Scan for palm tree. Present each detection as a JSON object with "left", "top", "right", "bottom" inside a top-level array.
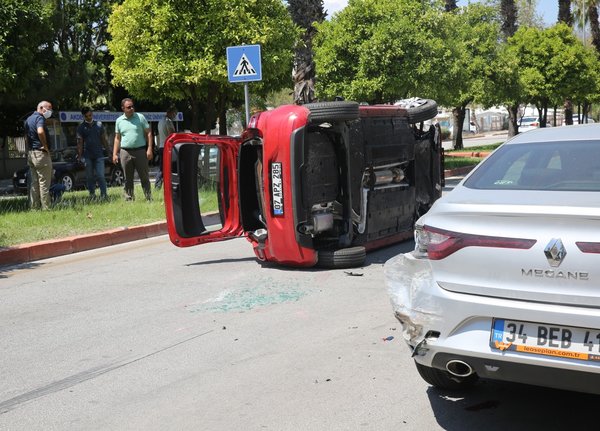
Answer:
[
  {"left": 559, "top": 0, "right": 574, "bottom": 125},
  {"left": 501, "top": 0, "right": 518, "bottom": 37},
  {"left": 571, "top": 0, "right": 599, "bottom": 123},
  {"left": 287, "top": 0, "right": 326, "bottom": 105},
  {"left": 445, "top": 0, "right": 457, "bottom": 12},
  {"left": 588, "top": 3, "right": 600, "bottom": 52},
  {"left": 558, "top": 0, "right": 573, "bottom": 25},
  {"left": 501, "top": 0, "right": 520, "bottom": 136}
]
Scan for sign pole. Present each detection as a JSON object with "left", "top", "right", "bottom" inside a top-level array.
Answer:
[{"left": 244, "top": 83, "right": 250, "bottom": 125}]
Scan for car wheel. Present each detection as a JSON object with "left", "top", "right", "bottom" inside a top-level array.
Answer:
[
  {"left": 111, "top": 167, "right": 124, "bottom": 186},
  {"left": 414, "top": 361, "right": 478, "bottom": 390},
  {"left": 59, "top": 173, "right": 75, "bottom": 192},
  {"left": 395, "top": 98, "right": 438, "bottom": 124},
  {"left": 304, "top": 101, "right": 360, "bottom": 123},
  {"left": 317, "top": 246, "right": 366, "bottom": 269}
]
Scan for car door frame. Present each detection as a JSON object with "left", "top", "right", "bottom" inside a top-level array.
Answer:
[{"left": 163, "top": 132, "right": 243, "bottom": 247}]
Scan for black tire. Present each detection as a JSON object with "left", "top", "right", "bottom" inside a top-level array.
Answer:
[
  {"left": 59, "top": 173, "right": 75, "bottom": 192},
  {"left": 395, "top": 98, "right": 438, "bottom": 124},
  {"left": 111, "top": 167, "right": 124, "bottom": 187},
  {"left": 414, "top": 361, "right": 478, "bottom": 390},
  {"left": 317, "top": 246, "right": 366, "bottom": 269},
  {"left": 304, "top": 101, "right": 360, "bottom": 123}
]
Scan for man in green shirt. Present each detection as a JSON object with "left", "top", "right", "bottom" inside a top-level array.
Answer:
[{"left": 113, "top": 98, "right": 153, "bottom": 200}]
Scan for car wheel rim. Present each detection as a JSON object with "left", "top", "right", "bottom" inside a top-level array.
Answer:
[
  {"left": 63, "top": 176, "right": 73, "bottom": 191},
  {"left": 113, "top": 170, "right": 124, "bottom": 186}
]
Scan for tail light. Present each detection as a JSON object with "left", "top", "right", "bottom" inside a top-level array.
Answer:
[
  {"left": 576, "top": 242, "right": 600, "bottom": 254},
  {"left": 414, "top": 225, "right": 536, "bottom": 260}
]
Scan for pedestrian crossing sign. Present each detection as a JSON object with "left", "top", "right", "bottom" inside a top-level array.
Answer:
[{"left": 227, "top": 45, "right": 262, "bottom": 83}]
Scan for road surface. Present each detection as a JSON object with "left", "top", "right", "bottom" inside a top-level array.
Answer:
[{"left": 1, "top": 234, "right": 599, "bottom": 430}]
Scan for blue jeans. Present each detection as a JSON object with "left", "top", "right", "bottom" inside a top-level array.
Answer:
[{"left": 85, "top": 157, "right": 107, "bottom": 197}]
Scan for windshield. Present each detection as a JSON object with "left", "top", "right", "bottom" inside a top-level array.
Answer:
[{"left": 464, "top": 140, "right": 600, "bottom": 191}]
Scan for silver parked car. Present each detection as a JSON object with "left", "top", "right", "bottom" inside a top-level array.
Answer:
[{"left": 385, "top": 124, "right": 600, "bottom": 394}]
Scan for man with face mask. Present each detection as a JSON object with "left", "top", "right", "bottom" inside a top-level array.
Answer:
[
  {"left": 24, "top": 100, "right": 53, "bottom": 210},
  {"left": 77, "top": 107, "right": 110, "bottom": 199}
]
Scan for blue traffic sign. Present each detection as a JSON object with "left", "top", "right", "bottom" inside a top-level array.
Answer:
[{"left": 226, "top": 45, "right": 262, "bottom": 83}]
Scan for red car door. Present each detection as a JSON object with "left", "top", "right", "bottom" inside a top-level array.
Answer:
[{"left": 163, "top": 133, "right": 243, "bottom": 247}]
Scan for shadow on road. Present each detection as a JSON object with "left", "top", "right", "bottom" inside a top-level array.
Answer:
[{"left": 427, "top": 378, "right": 600, "bottom": 430}]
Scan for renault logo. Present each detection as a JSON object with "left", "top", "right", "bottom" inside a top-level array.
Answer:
[{"left": 544, "top": 238, "right": 567, "bottom": 267}]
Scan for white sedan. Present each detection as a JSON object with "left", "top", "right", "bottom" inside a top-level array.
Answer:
[{"left": 385, "top": 124, "right": 600, "bottom": 394}]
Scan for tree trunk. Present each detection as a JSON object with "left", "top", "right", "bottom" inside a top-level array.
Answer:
[
  {"left": 217, "top": 93, "right": 228, "bottom": 135},
  {"left": 203, "top": 86, "right": 218, "bottom": 135},
  {"left": 452, "top": 106, "right": 465, "bottom": 150},
  {"left": 189, "top": 92, "right": 201, "bottom": 133},
  {"left": 558, "top": 0, "right": 572, "bottom": 26},
  {"left": 583, "top": 100, "right": 591, "bottom": 122},
  {"left": 288, "top": 0, "right": 325, "bottom": 105},
  {"left": 507, "top": 104, "right": 518, "bottom": 137},
  {"left": 537, "top": 103, "right": 548, "bottom": 127},
  {"left": 500, "top": 0, "right": 518, "bottom": 38},
  {"left": 588, "top": 5, "right": 600, "bottom": 53},
  {"left": 564, "top": 99, "right": 573, "bottom": 125},
  {"left": 445, "top": 0, "right": 457, "bottom": 12}
]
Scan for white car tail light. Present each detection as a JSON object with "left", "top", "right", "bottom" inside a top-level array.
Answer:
[
  {"left": 576, "top": 242, "right": 600, "bottom": 254},
  {"left": 414, "top": 225, "right": 536, "bottom": 260}
]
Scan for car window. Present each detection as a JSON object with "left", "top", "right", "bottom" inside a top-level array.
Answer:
[{"left": 465, "top": 140, "right": 600, "bottom": 191}]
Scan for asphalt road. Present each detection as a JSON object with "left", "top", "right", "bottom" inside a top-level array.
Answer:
[{"left": 1, "top": 233, "right": 599, "bottom": 430}]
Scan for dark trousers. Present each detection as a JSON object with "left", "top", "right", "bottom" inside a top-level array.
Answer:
[{"left": 120, "top": 147, "right": 151, "bottom": 200}]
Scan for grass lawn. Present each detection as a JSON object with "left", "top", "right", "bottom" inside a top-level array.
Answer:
[
  {"left": 444, "top": 143, "right": 502, "bottom": 170},
  {"left": 0, "top": 184, "right": 218, "bottom": 248}
]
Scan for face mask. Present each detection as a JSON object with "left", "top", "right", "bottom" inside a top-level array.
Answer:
[{"left": 43, "top": 109, "right": 52, "bottom": 119}]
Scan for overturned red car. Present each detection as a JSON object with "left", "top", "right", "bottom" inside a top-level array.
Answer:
[{"left": 163, "top": 99, "right": 443, "bottom": 268}]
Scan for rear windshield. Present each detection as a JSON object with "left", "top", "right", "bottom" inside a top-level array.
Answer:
[{"left": 464, "top": 140, "right": 600, "bottom": 191}]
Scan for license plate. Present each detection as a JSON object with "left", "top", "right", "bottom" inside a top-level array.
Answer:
[
  {"left": 18, "top": 179, "right": 26, "bottom": 185},
  {"left": 491, "top": 318, "right": 600, "bottom": 362},
  {"left": 271, "top": 162, "right": 283, "bottom": 216}
]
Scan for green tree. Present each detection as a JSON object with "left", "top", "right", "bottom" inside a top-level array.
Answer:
[
  {"left": 479, "top": 42, "right": 522, "bottom": 136},
  {"left": 0, "top": 0, "right": 53, "bottom": 134},
  {"left": 508, "top": 24, "right": 600, "bottom": 127},
  {"left": 107, "top": 0, "right": 299, "bottom": 133},
  {"left": 313, "top": 0, "right": 445, "bottom": 103},
  {"left": 432, "top": 3, "right": 501, "bottom": 149},
  {"left": 48, "top": 0, "right": 118, "bottom": 109}
]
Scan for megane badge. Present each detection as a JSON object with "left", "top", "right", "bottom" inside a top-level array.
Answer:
[{"left": 544, "top": 238, "right": 566, "bottom": 267}]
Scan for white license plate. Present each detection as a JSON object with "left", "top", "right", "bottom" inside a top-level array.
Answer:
[
  {"left": 271, "top": 162, "right": 283, "bottom": 215},
  {"left": 18, "top": 179, "right": 26, "bottom": 185},
  {"left": 491, "top": 318, "right": 600, "bottom": 362}
]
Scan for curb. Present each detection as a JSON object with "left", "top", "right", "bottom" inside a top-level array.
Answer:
[
  {"left": 444, "top": 165, "right": 476, "bottom": 178},
  {"left": 0, "top": 221, "right": 168, "bottom": 267},
  {"left": 444, "top": 151, "right": 490, "bottom": 158}
]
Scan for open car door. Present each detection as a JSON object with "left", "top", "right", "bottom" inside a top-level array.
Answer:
[{"left": 163, "top": 133, "right": 243, "bottom": 247}]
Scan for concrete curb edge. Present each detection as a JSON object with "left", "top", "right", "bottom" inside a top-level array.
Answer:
[{"left": 0, "top": 221, "right": 168, "bottom": 267}]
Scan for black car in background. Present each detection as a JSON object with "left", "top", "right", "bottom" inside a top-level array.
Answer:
[{"left": 12, "top": 146, "right": 124, "bottom": 194}]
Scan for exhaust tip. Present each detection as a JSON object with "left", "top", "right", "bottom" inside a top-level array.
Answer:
[{"left": 446, "top": 360, "right": 474, "bottom": 377}]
